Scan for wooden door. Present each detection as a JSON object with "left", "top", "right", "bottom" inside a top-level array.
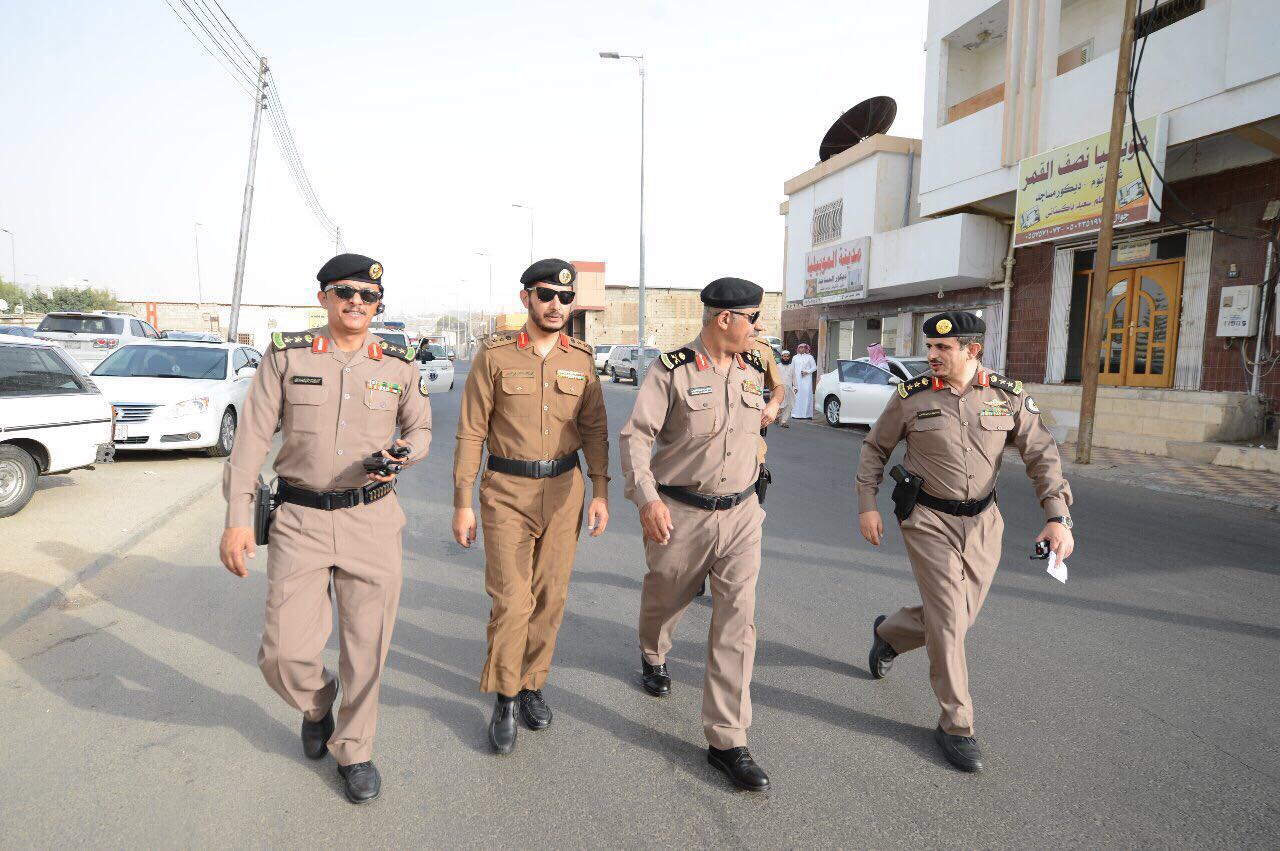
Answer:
[{"left": 1083, "top": 260, "right": 1183, "bottom": 388}]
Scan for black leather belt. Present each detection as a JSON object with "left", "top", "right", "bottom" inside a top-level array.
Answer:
[
  {"left": 487, "top": 452, "right": 579, "bottom": 479},
  {"left": 658, "top": 483, "right": 757, "bottom": 511},
  {"left": 276, "top": 478, "right": 395, "bottom": 511},
  {"left": 916, "top": 488, "right": 996, "bottom": 517}
]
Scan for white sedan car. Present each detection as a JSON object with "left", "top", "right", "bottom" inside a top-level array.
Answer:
[
  {"left": 0, "top": 336, "right": 115, "bottom": 516},
  {"left": 416, "top": 343, "right": 455, "bottom": 392},
  {"left": 815, "top": 355, "right": 931, "bottom": 426},
  {"left": 90, "top": 341, "right": 261, "bottom": 456}
]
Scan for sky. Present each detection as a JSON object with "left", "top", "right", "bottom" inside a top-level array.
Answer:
[{"left": 0, "top": 0, "right": 927, "bottom": 317}]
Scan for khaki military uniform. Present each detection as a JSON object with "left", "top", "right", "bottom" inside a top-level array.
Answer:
[
  {"left": 749, "top": 339, "right": 784, "bottom": 464},
  {"left": 224, "top": 327, "right": 432, "bottom": 765},
  {"left": 856, "top": 368, "right": 1070, "bottom": 736},
  {"left": 620, "top": 336, "right": 768, "bottom": 750},
  {"left": 454, "top": 329, "right": 609, "bottom": 696}
]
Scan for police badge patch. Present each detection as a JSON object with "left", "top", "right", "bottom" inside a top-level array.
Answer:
[
  {"left": 1025, "top": 396, "right": 1040, "bottom": 415},
  {"left": 419, "top": 376, "right": 430, "bottom": 397}
]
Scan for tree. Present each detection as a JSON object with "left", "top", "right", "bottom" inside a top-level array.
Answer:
[
  {"left": 25, "top": 285, "right": 119, "bottom": 314},
  {"left": 435, "top": 315, "right": 463, "bottom": 331},
  {"left": 0, "top": 277, "right": 23, "bottom": 311}
]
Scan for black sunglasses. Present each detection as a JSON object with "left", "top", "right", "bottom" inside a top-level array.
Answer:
[
  {"left": 324, "top": 284, "right": 382, "bottom": 304},
  {"left": 727, "top": 309, "right": 761, "bottom": 324},
  {"left": 532, "top": 286, "right": 576, "bottom": 305}
]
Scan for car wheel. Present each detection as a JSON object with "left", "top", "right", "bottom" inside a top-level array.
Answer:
[
  {"left": 449, "top": 379, "right": 455, "bottom": 391},
  {"left": 611, "top": 367, "right": 619, "bottom": 383},
  {"left": 0, "top": 444, "right": 39, "bottom": 518},
  {"left": 630, "top": 368, "right": 637, "bottom": 384},
  {"left": 824, "top": 396, "right": 842, "bottom": 427},
  {"left": 206, "top": 408, "right": 237, "bottom": 457}
]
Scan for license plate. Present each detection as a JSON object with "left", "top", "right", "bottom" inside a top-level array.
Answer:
[{"left": 113, "top": 424, "right": 128, "bottom": 440}]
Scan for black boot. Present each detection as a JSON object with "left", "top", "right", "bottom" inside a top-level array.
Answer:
[
  {"left": 301, "top": 706, "right": 335, "bottom": 760},
  {"left": 640, "top": 659, "right": 671, "bottom": 697},
  {"left": 934, "top": 726, "right": 985, "bottom": 773},
  {"left": 868, "top": 614, "right": 898, "bottom": 680},
  {"left": 517, "top": 688, "right": 553, "bottom": 730},
  {"left": 488, "top": 694, "right": 518, "bottom": 754},
  {"left": 336, "top": 761, "right": 381, "bottom": 804},
  {"left": 707, "top": 746, "right": 770, "bottom": 792}
]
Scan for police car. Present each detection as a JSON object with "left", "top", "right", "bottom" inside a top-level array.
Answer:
[{"left": 416, "top": 343, "right": 455, "bottom": 392}]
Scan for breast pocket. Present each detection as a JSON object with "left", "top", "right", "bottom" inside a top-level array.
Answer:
[
  {"left": 979, "top": 414, "right": 1015, "bottom": 446},
  {"left": 739, "top": 389, "right": 765, "bottom": 427},
  {"left": 681, "top": 392, "right": 716, "bottom": 435},
  {"left": 284, "top": 384, "right": 327, "bottom": 434},
  {"left": 364, "top": 388, "right": 397, "bottom": 415},
  {"left": 907, "top": 414, "right": 948, "bottom": 449},
  {"left": 498, "top": 370, "right": 535, "bottom": 419},
  {"left": 553, "top": 374, "right": 585, "bottom": 420}
]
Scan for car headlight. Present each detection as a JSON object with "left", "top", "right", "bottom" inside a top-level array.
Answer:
[{"left": 164, "top": 397, "right": 210, "bottom": 417}]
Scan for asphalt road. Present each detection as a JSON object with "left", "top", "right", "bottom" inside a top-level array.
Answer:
[{"left": 2, "top": 359, "right": 1278, "bottom": 847}]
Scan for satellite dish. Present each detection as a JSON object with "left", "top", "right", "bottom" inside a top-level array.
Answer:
[{"left": 819, "top": 96, "right": 897, "bottom": 162}]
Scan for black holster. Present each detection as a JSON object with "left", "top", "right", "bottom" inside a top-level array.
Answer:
[
  {"left": 755, "top": 464, "right": 772, "bottom": 505},
  {"left": 888, "top": 464, "right": 923, "bottom": 523},
  {"left": 254, "top": 476, "right": 277, "bottom": 546}
]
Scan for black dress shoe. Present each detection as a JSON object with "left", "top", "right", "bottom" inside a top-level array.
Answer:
[
  {"left": 707, "top": 746, "right": 770, "bottom": 792},
  {"left": 301, "top": 705, "right": 335, "bottom": 760},
  {"left": 869, "top": 614, "right": 898, "bottom": 680},
  {"left": 934, "top": 726, "right": 984, "bottom": 773},
  {"left": 337, "top": 761, "right": 381, "bottom": 804},
  {"left": 640, "top": 659, "right": 671, "bottom": 697},
  {"left": 517, "top": 688, "right": 553, "bottom": 730},
  {"left": 489, "top": 695, "right": 518, "bottom": 754}
]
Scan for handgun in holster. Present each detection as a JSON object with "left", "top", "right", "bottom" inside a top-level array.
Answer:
[
  {"left": 888, "top": 464, "right": 923, "bottom": 523},
  {"left": 254, "top": 475, "right": 277, "bottom": 547},
  {"left": 755, "top": 464, "right": 772, "bottom": 505}
]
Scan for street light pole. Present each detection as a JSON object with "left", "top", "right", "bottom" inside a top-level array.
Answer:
[
  {"left": 511, "top": 204, "right": 534, "bottom": 264},
  {"left": 475, "top": 251, "right": 493, "bottom": 335},
  {"left": 0, "top": 228, "right": 15, "bottom": 289},
  {"left": 228, "top": 56, "right": 269, "bottom": 343},
  {"left": 600, "top": 51, "right": 647, "bottom": 373},
  {"left": 193, "top": 222, "right": 205, "bottom": 306}
]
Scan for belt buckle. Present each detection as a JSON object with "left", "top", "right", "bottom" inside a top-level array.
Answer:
[
  {"left": 319, "top": 491, "right": 337, "bottom": 511},
  {"left": 713, "top": 494, "right": 732, "bottom": 511},
  {"left": 536, "top": 459, "right": 554, "bottom": 478}
]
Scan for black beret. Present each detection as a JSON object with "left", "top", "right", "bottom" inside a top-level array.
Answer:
[
  {"left": 316, "top": 253, "right": 384, "bottom": 287},
  {"left": 701, "top": 277, "right": 764, "bottom": 309},
  {"left": 922, "top": 311, "right": 985, "bottom": 338},
  {"left": 520, "top": 258, "right": 576, "bottom": 288}
]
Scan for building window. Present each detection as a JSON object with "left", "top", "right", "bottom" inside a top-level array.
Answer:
[
  {"left": 1135, "top": 0, "right": 1203, "bottom": 39},
  {"left": 237, "top": 333, "right": 252, "bottom": 345},
  {"left": 811, "top": 200, "right": 843, "bottom": 246}
]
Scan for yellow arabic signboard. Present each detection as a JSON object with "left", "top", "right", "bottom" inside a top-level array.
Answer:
[{"left": 1014, "top": 115, "right": 1166, "bottom": 247}]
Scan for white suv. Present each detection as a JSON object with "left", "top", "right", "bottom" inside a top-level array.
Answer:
[
  {"left": 0, "top": 336, "right": 114, "bottom": 516},
  {"left": 35, "top": 311, "right": 161, "bottom": 370}
]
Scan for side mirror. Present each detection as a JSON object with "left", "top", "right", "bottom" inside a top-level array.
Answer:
[
  {"left": 236, "top": 365, "right": 257, "bottom": 378},
  {"left": 889, "top": 375, "right": 902, "bottom": 384}
]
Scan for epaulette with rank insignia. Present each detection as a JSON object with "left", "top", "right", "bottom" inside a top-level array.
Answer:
[
  {"left": 484, "top": 334, "right": 516, "bottom": 349},
  {"left": 375, "top": 339, "right": 416, "bottom": 363},
  {"left": 659, "top": 347, "right": 696, "bottom": 370},
  {"left": 271, "top": 330, "right": 321, "bottom": 352},
  {"left": 741, "top": 348, "right": 766, "bottom": 374},
  {"left": 987, "top": 372, "right": 1023, "bottom": 395},
  {"left": 566, "top": 335, "right": 594, "bottom": 355},
  {"left": 896, "top": 374, "right": 934, "bottom": 399}
]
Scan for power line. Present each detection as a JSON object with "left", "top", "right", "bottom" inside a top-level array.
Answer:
[
  {"left": 174, "top": 0, "right": 257, "bottom": 88},
  {"left": 164, "top": 0, "right": 256, "bottom": 99}
]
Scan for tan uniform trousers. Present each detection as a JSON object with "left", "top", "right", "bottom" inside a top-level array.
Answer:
[
  {"left": 258, "top": 495, "right": 405, "bottom": 766},
  {"left": 639, "top": 494, "right": 764, "bottom": 750},
  {"left": 479, "top": 466, "right": 585, "bottom": 696},
  {"left": 877, "top": 503, "right": 1004, "bottom": 737}
]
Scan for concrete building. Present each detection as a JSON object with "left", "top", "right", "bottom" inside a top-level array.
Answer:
[
  {"left": 586, "top": 285, "right": 784, "bottom": 352},
  {"left": 116, "top": 301, "right": 326, "bottom": 352}
]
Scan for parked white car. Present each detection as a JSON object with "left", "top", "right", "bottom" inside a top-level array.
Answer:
[
  {"left": 34, "top": 310, "right": 162, "bottom": 370},
  {"left": 90, "top": 341, "right": 260, "bottom": 456},
  {"left": 594, "top": 344, "right": 622, "bottom": 374},
  {"left": 815, "top": 356, "right": 931, "bottom": 426},
  {"left": 0, "top": 336, "right": 114, "bottom": 516},
  {"left": 416, "top": 343, "right": 455, "bottom": 392}
]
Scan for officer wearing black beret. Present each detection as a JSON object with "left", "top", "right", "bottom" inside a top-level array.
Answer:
[
  {"left": 316, "top": 252, "right": 386, "bottom": 288},
  {"left": 856, "top": 309, "right": 1074, "bottom": 774},
  {"left": 519, "top": 258, "right": 577, "bottom": 288}
]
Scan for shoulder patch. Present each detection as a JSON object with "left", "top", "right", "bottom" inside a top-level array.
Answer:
[
  {"left": 375, "top": 339, "right": 415, "bottom": 363},
  {"left": 897, "top": 375, "right": 933, "bottom": 399},
  {"left": 741, "top": 348, "right": 766, "bottom": 374},
  {"left": 659, "top": 347, "right": 696, "bottom": 370},
  {"left": 988, "top": 373, "right": 1023, "bottom": 395},
  {"left": 270, "top": 330, "right": 316, "bottom": 352},
  {"left": 484, "top": 334, "right": 517, "bottom": 349}
]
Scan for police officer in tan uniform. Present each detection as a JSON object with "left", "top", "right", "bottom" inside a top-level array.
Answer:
[
  {"left": 452, "top": 259, "right": 610, "bottom": 754},
  {"left": 856, "top": 310, "right": 1074, "bottom": 773},
  {"left": 220, "top": 253, "right": 431, "bottom": 804},
  {"left": 620, "top": 277, "right": 772, "bottom": 792}
]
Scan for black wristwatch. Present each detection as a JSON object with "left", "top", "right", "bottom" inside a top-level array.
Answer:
[{"left": 1047, "top": 515, "right": 1073, "bottom": 529}]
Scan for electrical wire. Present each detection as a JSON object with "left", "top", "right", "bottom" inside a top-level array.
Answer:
[{"left": 164, "top": 0, "right": 256, "bottom": 99}]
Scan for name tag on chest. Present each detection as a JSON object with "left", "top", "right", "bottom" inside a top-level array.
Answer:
[
  {"left": 291, "top": 376, "right": 323, "bottom": 385},
  {"left": 688, "top": 386, "right": 713, "bottom": 396}
]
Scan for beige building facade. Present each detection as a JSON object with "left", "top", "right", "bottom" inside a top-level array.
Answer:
[{"left": 585, "top": 285, "right": 784, "bottom": 352}]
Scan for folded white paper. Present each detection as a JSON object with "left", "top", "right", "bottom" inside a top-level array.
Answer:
[{"left": 1046, "top": 551, "right": 1068, "bottom": 584}]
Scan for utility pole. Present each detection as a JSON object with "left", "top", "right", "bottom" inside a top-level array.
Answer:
[
  {"left": 334, "top": 225, "right": 342, "bottom": 256},
  {"left": 228, "top": 56, "right": 268, "bottom": 343},
  {"left": 1076, "top": 0, "right": 1138, "bottom": 465},
  {"left": 193, "top": 222, "right": 204, "bottom": 306},
  {"left": 512, "top": 204, "right": 534, "bottom": 264}
]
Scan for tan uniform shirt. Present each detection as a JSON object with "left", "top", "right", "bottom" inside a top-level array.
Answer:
[
  {"left": 223, "top": 327, "right": 433, "bottom": 527},
  {"left": 453, "top": 329, "right": 609, "bottom": 508},
  {"left": 751, "top": 338, "right": 783, "bottom": 398},
  {"left": 621, "top": 336, "right": 767, "bottom": 508},
  {"left": 856, "top": 368, "right": 1071, "bottom": 519}
]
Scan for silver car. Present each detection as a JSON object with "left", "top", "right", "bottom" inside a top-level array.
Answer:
[
  {"left": 605, "top": 346, "right": 660, "bottom": 384},
  {"left": 35, "top": 311, "right": 161, "bottom": 369}
]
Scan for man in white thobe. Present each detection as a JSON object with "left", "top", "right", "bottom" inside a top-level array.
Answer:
[
  {"left": 777, "top": 350, "right": 797, "bottom": 427},
  {"left": 790, "top": 343, "right": 817, "bottom": 420}
]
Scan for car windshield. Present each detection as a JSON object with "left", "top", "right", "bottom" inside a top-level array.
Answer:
[
  {"left": 425, "top": 344, "right": 448, "bottom": 359},
  {"left": 374, "top": 331, "right": 409, "bottom": 348},
  {"left": 163, "top": 331, "right": 216, "bottom": 341},
  {"left": 37, "top": 315, "right": 124, "bottom": 335},
  {"left": 0, "top": 344, "right": 87, "bottom": 396},
  {"left": 898, "top": 359, "right": 930, "bottom": 377},
  {"left": 595, "top": 345, "right": 611, "bottom": 354},
  {"left": 0, "top": 327, "right": 37, "bottom": 337},
  {"left": 92, "top": 345, "right": 227, "bottom": 379}
]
